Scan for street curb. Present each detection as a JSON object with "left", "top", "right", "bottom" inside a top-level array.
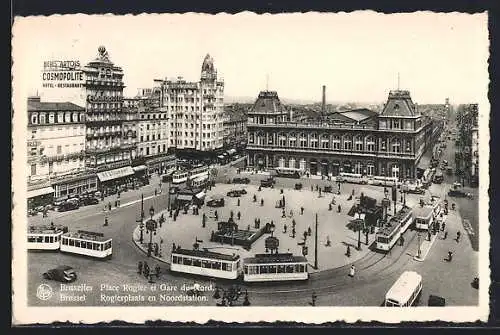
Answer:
[
  {"left": 413, "top": 233, "right": 438, "bottom": 262},
  {"left": 131, "top": 211, "right": 172, "bottom": 267}
]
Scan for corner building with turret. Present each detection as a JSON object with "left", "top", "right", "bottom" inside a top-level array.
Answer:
[{"left": 246, "top": 90, "right": 443, "bottom": 180}]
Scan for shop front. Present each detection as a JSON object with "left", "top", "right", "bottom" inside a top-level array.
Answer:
[
  {"left": 27, "top": 185, "right": 55, "bottom": 210},
  {"left": 97, "top": 166, "right": 135, "bottom": 196}
]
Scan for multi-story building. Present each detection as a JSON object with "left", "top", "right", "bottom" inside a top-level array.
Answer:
[
  {"left": 83, "top": 46, "right": 134, "bottom": 170},
  {"left": 223, "top": 105, "right": 248, "bottom": 150},
  {"left": 156, "top": 54, "right": 225, "bottom": 160},
  {"left": 456, "top": 103, "right": 479, "bottom": 186},
  {"left": 246, "top": 90, "right": 440, "bottom": 180},
  {"left": 26, "top": 96, "right": 99, "bottom": 204}
]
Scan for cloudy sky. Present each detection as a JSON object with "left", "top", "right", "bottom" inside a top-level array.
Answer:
[{"left": 13, "top": 11, "right": 488, "bottom": 105}]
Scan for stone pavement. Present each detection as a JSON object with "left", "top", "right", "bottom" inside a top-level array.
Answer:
[{"left": 132, "top": 183, "right": 384, "bottom": 272}]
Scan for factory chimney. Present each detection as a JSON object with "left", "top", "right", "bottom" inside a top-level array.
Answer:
[{"left": 321, "top": 85, "right": 326, "bottom": 117}]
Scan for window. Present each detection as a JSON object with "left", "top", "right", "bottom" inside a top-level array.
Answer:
[
  {"left": 366, "top": 163, "right": 375, "bottom": 176},
  {"left": 333, "top": 136, "right": 341, "bottom": 150},
  {"left": 355, "top": 136, "right": 363, "bottom": 151},
  {"left": 310, "top": 133, "right": 318, "bottom": 148},
  {"left": 343, "top": 137, "right": 352, "bottom": 150},
  {"left": 391, "top": 139, "right": 401, "bottom": 153},
  {"left": 393, "top": 119, "right": 400, "bottom": 129},
  {"left": 278, "top": 133, "right": 286, "bottom": 146},
  {"left": 289, "top": 133, "right": 296, "bottom": 147},
  {"left": 249, "top": 133, "right": 255, "bottom": 144},
  {"left": 57, "top": 145, "right": 62, "bottom": 154},
  {"left": 299, "top": 133, "right": 307, "bottom": 148},
  {"left": 366, "top": 137, "right": 375, "bottom": 151}
]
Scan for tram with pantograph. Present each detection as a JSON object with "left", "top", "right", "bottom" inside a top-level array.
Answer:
[
  {"left": 172, "top": 164, "right": 209, "bottom": 185},
  {"left": 170, "top": 248, "right": 241, "bottom": 280},
  {"left": 60, "top": 230, "right": 112, "bottom": 259},
  {"left": 28, "top": 224, "right": 68, "bottom": 250},
  {"left": 243, "top": 253, "right": 309, "bottom": 282},
  {"left": 375, "top": 206, "right": 413, "bottom": 251}
]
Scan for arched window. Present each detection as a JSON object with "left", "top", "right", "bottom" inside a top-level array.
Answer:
[
  {"left": 257, "top": 132, "right": 265, "bottom": 146},
  {"left": 405, "top": 139, "right": 412, "bottom": 152},
  {"left": 355, "top": 136, "right": 363, "bottom": 151},
  {"left": 380, "top": 138, "right": 387, "bottom": 151},
  {"left": 65, "top": 112, "right": 71, "bottom": 123},
  {"left": 248, "top": 133, "right": 255, "bottom": 144},
  {"left": 289, "top": 157, "right": 296, "bottom": 169},
  {"left": 321, "top": 134, "right": 329, "bottom": 149},
  {"left": 354, "top": 162, "right": 363, "bottom": 175},
  {"left": 299, "top": 133, "right": 307, "bottom": 148},
  {"left": 366, "top": 162, "right": 375, "bottom": 176},
  {"left": 278, "top": 157, "right": 285, "bottom": 168},
  {"left": 299, "top": 159, "right": 306, "bottom": 171},
  {"left": 31, "top": 113, "right": 38, "bottom": 125}
]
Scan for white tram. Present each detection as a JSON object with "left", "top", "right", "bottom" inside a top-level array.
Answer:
[
  {"left": 170, "top": 248, "right": 241, "bottom": 280},
  {"left": 375, "top": 206, "right": 413, "bottom": 251},
  {"left": 243, "top": 253, "right": 309, "bottom": 282},
  {"left": 60, "top": 230, "right": 112, "bottom": 259},
  {"left": 172, "top": 164, "right": 209, "bottom": 185},
  {"left": 27, "top": 224, "right": 68, "bottom": 250},
  {"left": 413, "top": 206, "right": 435, "bottom": 230}
]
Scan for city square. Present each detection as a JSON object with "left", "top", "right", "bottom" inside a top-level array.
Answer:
[{"left": 14, "top": 12, "right": 485, "bottom": 318}]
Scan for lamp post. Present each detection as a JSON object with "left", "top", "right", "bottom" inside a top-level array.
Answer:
[
  {"left": 146, "top": 206, "right": 156, "bottom": 257},
  {"left": 417, "top": 232, "right": 422, "bottom": 258}
]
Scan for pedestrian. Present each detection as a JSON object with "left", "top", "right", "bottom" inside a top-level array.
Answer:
[
  {"left": 138, "top": 261, "right": 143, "bottom": 274},
  {"left": 441, "top": 222, "right": 446, "bottom": 232},
  {"left": 399, "top": 236, "right": 404, "bottom": 246},
  {"left": 349, "top": 265, "right": 356, "bottom": 277},
  {"left": 291, "top": 228, "right": 296, "bottom": 238},
  {"left": 283, "top": 224, "right": 287, "bottom": 233},
  {"left": 108, "top": 202, "right": 112, "bottom": 211},
  {"left": 300, "top": 207, "right": 304, "bottom": 215},
  {"left": 155, "top": 265, "right": 161, "bottom": 278},
  {"left": 237, "top": 211, "right": 241, "bottom": 220},
  {"left": 308, "top": 226, "right": 312, "bottom": 236},
  {"left": 282, "top": 209, "right": 286, "bottom": 218},
  {"left": 237, "top": 198, "right": 240, "bottom": 206},
  {"left": 338, "top": 204, "right": 342, "bottom": 213},
  {"left": 253, "top": 194, "right": 257, "bottom": 202},
  {"left": 103, "top": 216, "right": 109, "bottom": 226},
  {"left": 456, "top": 231, "right": 461, "bottom": 243},
  {"left": 311, "top": 185, "right": 314, "bottom": 192},
  {"left": 326, "top": 235, "right": 331, "bottom": 247},
  {"left": 155, "top": 189, "right": 158, "bottom": 196},
  {"left": 443, "top": 230, "right": 448, "bottom": 240},
  {"left": 346, "top": 245, "right": 351, "bottom": 257},
  {"left": 261, "top": 199, "right": 264, "bottom": 206}
]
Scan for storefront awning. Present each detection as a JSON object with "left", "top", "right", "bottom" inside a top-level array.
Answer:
[
  {"left": 132, "top": 165, "right": 147, "bottom": 172},
  {"left": 97, "top": 166, "right": 134, "bottom": 182},
  {"left": 27, "top": 186, "right": 55, "bottom": 199},
  {"left": 226, "top": 149, "right": 237, "bottom": 155},
  {"left": 177, "top": 194, "right": 193, "bottom": 201}
]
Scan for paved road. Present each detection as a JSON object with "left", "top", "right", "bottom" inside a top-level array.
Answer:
[{"left": 27, "top": 151, "right": 478, "bottom": 307}]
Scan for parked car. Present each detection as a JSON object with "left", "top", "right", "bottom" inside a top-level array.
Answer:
[
  {"left": 43, "top": 265, "right": 77, "bottom": 283},
  {"left": 207, "top": 197, "right": 225, "bottom": 207},
  {"left": 427, "top": 295, "right": 446, "bottom": 306},
  {"left": 260, "top": 177, "right": 275, "bottom": 187},
  {"left": 226, "top": 189, "right": 247, "bottom": 197},
  {"left": 80, "top": 197, "right": 99, "bottom": 206},
  {"left": 232, "top": 177, "right": 250, "bottom": 184},
  {"left": 294, "top": 183, "right": 303, "bottom": 190},
  {"left": 58, "top": 201, "right": 80, "bottom": 212}
]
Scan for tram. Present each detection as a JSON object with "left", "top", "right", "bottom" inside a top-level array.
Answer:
[
  {"left": 172, "top": 164, "right": 209, "bottom": 185},
  {"left": 413, "top": 206, "right": 435, "bottom": 230},
  {"left": 60, "top": 230, "right": 113, "bottom": 259},
  {"left": 273, "top": 167, "right": 302, "bottom": 179},
  {"left": 170, "top": 248, "right": 241, "bottom": 280},
  {"left": 243, "top": 253, "right": 309, "bottom": 282},
  {"left": 27, "top": 224, "right": 68, "bottom": 250},
  {"left": 337, "top": 172, "right": 368, "bottom": 184},
  {"left": 375, "top": 206, "right": 413, "bottom": 251}
]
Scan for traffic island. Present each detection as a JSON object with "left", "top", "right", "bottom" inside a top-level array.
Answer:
[{"left": 413, "top": 232, "right": 438, "bottom": 262}]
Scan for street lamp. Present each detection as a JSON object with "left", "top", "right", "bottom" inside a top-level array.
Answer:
[
  {"left": 417, "top": 232, "right": 422, "bottom": 258},
  {"left": 146, "top": 206, "right": 157, "bottom": 257}
]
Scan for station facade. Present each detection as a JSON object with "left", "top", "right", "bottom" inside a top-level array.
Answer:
[{"left": 246, "top": 90, "right": 443, "bottom": 180}]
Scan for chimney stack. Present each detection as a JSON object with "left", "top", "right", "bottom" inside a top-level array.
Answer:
[{"left": 321, "top": 85, "right": 326, "bottom": 116}]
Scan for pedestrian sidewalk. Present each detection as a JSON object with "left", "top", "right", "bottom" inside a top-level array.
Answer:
[{"left": 413, "top": 232, "right": 438, "bottom": 262}]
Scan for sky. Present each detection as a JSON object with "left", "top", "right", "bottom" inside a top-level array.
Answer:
[{"left": 13, "top": 11, "right": 489, "bottom": 105}]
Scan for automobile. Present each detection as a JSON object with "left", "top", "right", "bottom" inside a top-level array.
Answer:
[
  {"left": 427, "top": 295, "right": 446, "bottom": 306},
  {"left": 58, "top": 201, "right": 80, "bottom": 212},
  {"left": 232, "top": 177, "right": 250, "bottom": 184},
  {"left": 43, "top": 265, "right": 77, "bottom": 283},
  {"left": 207, "top": 197, "right": 225, "bottom": 207},
  {"left": 294, "top": 183, "right": 303, "bottom": 190},
  {"left": 323, "top": 185, "right": 333, "bottom": 193},
  {"left": 448, "top": 189, "right": 469, "bottom": 198},
  {"left": 80, "top": 197, "right": 99, "bottom": 206},
  {"left": 52, "top": 198, "right": 66, "bottom": 207},
  {"left": 260, "top": 177, "right": 275, "bottom": 187},
  {"left": 227, "top": 189, "right": 247, "bottom": 197},
  {"left": 169, "top": 186, "right": 180, "bottom": 194},
  {"left": 446, "top": 167, "right": 453, "bottom": 175}
]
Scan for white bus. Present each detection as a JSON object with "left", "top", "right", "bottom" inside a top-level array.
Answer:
[
  {"left": 60, "top": 230, "right": 112, "bottom": 259},
  {"left": 368, "top": 175, "right": 399, "bottom": 187},
  {"left": 170, "top": 248, "right": 241, "bottom": 280},
  {"left": 273, "top": 167, "right": 302, "bottom": 179},
  {"left": 385, "top": 271, "right": 423, "bottom": 307},
  {"left": 27, "top": 224, "right": 68, "bottom": 250},
  {"left": 243, "top": 253, "right": 309, "bottom": 282},
  {"left": 336, "top": 172, "right": 368, "bottom": 184}
]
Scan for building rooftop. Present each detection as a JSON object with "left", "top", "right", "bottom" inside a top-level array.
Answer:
[
  {"left": 27, "top": 97, "right": 84, "bottom": 112},
  {"left": 381, "top": 90, "right": 419, "bottom": 117},
  {"left": 250, "top": 91, "right": 286, "bottom": 114},
  {"left": 337, "top": 108, "right": 378, "bottom": 123}
]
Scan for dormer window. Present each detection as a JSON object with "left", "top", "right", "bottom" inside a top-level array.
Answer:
[{"left": 394, "top": 103, "right": 400, "bottom": 111}]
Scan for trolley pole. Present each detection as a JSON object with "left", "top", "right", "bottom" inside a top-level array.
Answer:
[{"left": 314, "top": 213, "right": 318, "bottom": 270}]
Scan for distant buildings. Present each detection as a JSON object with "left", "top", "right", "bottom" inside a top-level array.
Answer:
[
  {"left": 456, "top": 103, "right": 479, "bottom": 186},
  {"left": 223, "top": 104, "right": 248, "bottom": 150},
  {"left": 155, "top": 54, "right": 225, "bottom": 159},
  {"left": 246, "top": 90, "right": 442, "bottom": 180}
]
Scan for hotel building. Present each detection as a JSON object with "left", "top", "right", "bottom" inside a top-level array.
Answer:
[
  {"left": 155, "top": 54, "right": 225, "bottom": 159},
  {"left": 246, "top": 90, "right": 442, "bottom": 180}
]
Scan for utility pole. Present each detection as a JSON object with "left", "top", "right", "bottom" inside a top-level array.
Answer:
[{"left": 314, "top": 213, "right": 318, "bottom": 270}]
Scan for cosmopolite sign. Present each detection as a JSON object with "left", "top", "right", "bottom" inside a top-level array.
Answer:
[{"left": 41, "top": 60, "right": 84, "bottom": 89}]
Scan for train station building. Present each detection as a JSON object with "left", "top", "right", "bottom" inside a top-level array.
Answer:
[{"left": 246, "top": 90, "right": 443, "bottom": 180}]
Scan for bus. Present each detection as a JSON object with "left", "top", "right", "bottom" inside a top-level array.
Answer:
[
  {"left": 60, "top": 230, "right": 112, "bottom": 259},
  {"left": 385, "top": 271, "right": 423, "bottom": 307},
  {"left": 27, "top": 224, "right": 68, "bottom": 250},
  {"left": 243, "top": 253, "right": 309, "bottom": 282},
  {"left": 413, "top": 206, "right": 435, "bottom": 230},
  {"left": 336, "top": 172, "right": 368, "bottom": 185},
  {"left": 368, "top": 175, "right": 399, "bottom": 187},
  {"left": 170, "top": 248, "right": 241, "bottom": 280},
  {"left": 273, "top": 167, "right": 302, "bottom": 179}
]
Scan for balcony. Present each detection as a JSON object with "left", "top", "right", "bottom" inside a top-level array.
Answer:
[
  {"left": 247, "top": 122, "right": 377, "bottom": 131},
  {"left": 246, "top": 144, "right": 416, "bottom": 160}
]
